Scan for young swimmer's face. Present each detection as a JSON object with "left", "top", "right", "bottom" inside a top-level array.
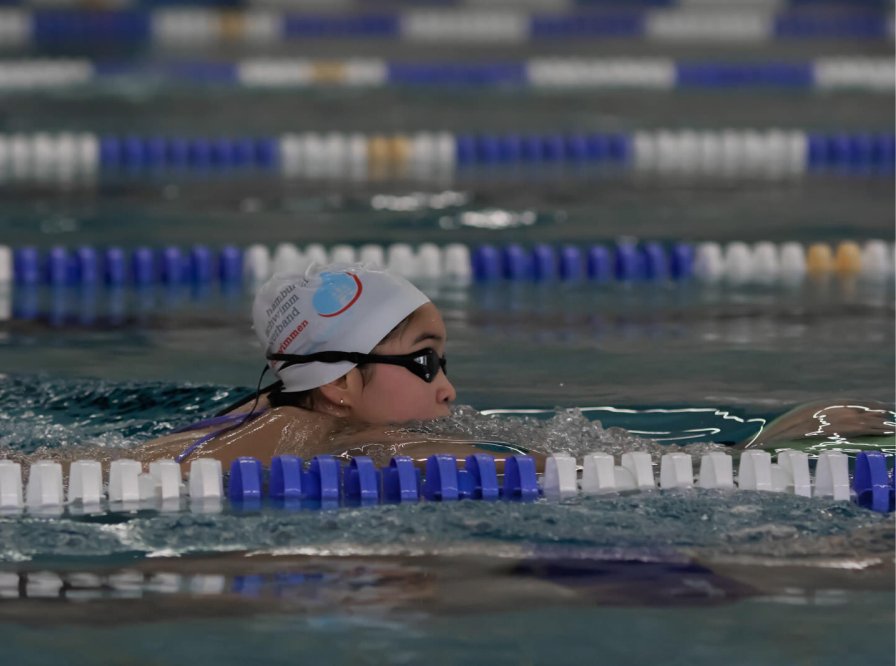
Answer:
[{"left": 346, "top": 302, "right": 456, "bottom": 424}]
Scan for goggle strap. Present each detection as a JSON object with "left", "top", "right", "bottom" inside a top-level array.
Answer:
[
  {"left": 267, "top": 349, "right": 446, "bottom": 383},
  {"left": 268, "top": 351, "right": 366, "bottom": 367}
]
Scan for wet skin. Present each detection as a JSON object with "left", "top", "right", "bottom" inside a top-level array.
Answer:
[{"left": 739, "top": 399, "right": 895, "bottom": 449}]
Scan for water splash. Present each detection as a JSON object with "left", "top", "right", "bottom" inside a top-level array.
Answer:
[{"left": 410, "top": 405, "right": 730, "bottom": 460}]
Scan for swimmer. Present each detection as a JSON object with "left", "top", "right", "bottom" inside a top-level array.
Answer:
[
  {"left": 139, "top": 263, "right": 534, "bottom": 470},
  {"left": 137, "top": 262, "right": 890, "bottom": 471},
  {"left": 740, "top": 399, "right": 895, "bottom": 449}
]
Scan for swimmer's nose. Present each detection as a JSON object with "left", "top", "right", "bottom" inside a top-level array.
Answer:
[{"left": 436, "top": 373, "right": 456, "bottom": 405}]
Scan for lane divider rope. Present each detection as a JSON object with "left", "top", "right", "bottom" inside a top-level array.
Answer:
[
  {"left": 0, "top": 130, "right": 893, "bottom": 183},
  {"left": 0, "top": 8, "right": 891, "bottom": 48},
  {"left": 0, "top": 57, "right": 892, "bottom": 91},
  {"left": 0, "top": 450, "right": 891, "bottom": 515},
  {"left": 0, "top": 240, "right": 892, "bottom": 291},
  {"left": 0, "top": 0, "right": 889, "bottom": 10}
]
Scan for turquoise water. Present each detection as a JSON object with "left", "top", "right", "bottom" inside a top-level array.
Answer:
[{"left": 1, "top": 35, "right": 895, "bottom": 666}]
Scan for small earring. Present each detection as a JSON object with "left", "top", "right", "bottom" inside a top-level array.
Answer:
[{"left": 339, "top": 399, "right": 344, "bottom": 405}]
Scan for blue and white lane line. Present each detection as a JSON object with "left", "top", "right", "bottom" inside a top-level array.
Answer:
[
  {"left": 0, "top": 450, "right": 891, "bottom": 515},
  {"left": 0, "top": 7, "right": 892, "bottom": 49},
  {"left": 0, "top": 57, "right": 893, "bottom": 91},
  {"left": 0, "top": 130, "right": 893, "bottom": 182},
  {"left": 1, "top": 240, "right": 892, "bottom": 289}
]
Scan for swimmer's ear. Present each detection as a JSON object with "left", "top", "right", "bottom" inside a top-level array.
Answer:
[{"left": 316, "top": 371, "right": 360, "bottom": 416}]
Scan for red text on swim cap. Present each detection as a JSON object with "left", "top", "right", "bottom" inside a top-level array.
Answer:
[{"left": 277, "top": 319, "right": 309, "bottom": 353}]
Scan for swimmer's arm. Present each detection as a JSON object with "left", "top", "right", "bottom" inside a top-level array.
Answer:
[{"left": 739, "top": 399, "right": 895, "bottom": 448}]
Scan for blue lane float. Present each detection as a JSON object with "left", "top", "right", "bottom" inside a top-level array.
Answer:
[
  {"left": 853, "top": 451, "right": 894, "bottom": 513},
  {"left": 642, "top": 241, "right": 668, "bottom": 280},
  {"left": 669, "top": 243, "right": 695, "bottom": 280},
  {"left": 131, "top": 246, "right": 155, "bottom": 286},
  {"left": 265, "top": 455, "right": 346, "bottom": 503},
  {"left": 422, "top": 454, "right": 460, "bottom": 501},
  {"left": 530, "top": 12, "right": 643, "bottom": 38},
  {"left": 32, "top": 9, "right": 152, "bottom": 46},
  {"left": 308, "top": 455, "right": 341, "bottom": 503},
  {"left": 676, "top": 62, "right": 814, "bottom": 88},
  {"left": 224, "top": 453, "right": 536, "bottom": 505},
  {"left": 532, "top": 243, "right": 557, "bottom": 281},
  {"left": 223, "top": 453, "right": 538, "bottom": 505},
  {"left": 344, "top": 456, "right": 380, "bottom": 503},
  {"left": 503, "top": 456, "right": 540, "bottom": 500},
  {"left": 12, "top": 247, "right": 39, "bottom": 287},
  {"left": 472, "top": 244, "right": 502, "bottom": 282},
  {"left": 502, "top": 244, "right": 531, "bottom": 281},
  {"left": 159, "top": 246, "right": 185, "bottom": 285},
  {"left": 74, "top": 246, "right": 100, "bottom": 285},
  {"left": 98, "top": 136, "right": 279, "bottom": 171},
  {"left": 465, "top": 454, "right": 500, "bottom": 500},
  {"left": 103, "top": 247, "right": 127, "bottom": 286},
  {"left": 388, "top": 62, "right": 528, "bottom": 87},
  {"left": 614, "top": 242, "right": 643, "bottom": 281},
  {"left": 218, "top": 246, "right": 243, "bottom": 285},
  {"left": 559, "top": 245, "right": 585, "bottom": 281},
  {"left": 773, "top": 13, "right": 890, "bottom": 39},
  {"left": 46, "top": 246, "right": 69, "bottom": 287},
  {"left": 807, "top": 133, "right": 896, "bottom": 174},
  {"left": 9, "top": 244, "right": 247, "bottom": 289},
  {"left": 587, "top": 245, "right": 613, "bottom": 282},
  {"left": 381, "top": 456, "right": 420, "bottom": 503},
  {"left": 269, "top": 455, "right": 304, "bottom": 501},
  {"left": 234, "top": 454, "right": 538, "bottom": 504},
  {"left": 228, "top": 456, "right": 263, "bottom": 503}
]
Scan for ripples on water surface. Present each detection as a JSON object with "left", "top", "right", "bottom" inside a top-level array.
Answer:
[
  {"left": 1, "top": 27, "right": 894, "bottom": 666},
  {"left": 0, "top": 377, "right": 892, "bottom": 665},
  {"left": 0, "top": 215, "right": 893, "bottom": 663},
  {"left": 0, "top": 377, "right": 891, "bottom": 564}
]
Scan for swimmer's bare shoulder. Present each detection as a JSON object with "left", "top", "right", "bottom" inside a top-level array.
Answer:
[
  {"left": 139, "top": 408, "right": 543, "bottom": 471},
  {"left": 136, "top": 406, "right": 341, "bottom": 466}
]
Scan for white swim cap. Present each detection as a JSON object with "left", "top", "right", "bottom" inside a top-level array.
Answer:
[{"left": 252, "top": 263, "right": 430, "bottom": 392}]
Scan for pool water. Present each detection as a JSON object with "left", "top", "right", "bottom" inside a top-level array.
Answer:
[
  {"left": 1, "top": 21, "right": 895, "bottom": 666},
  {"left": 0, "top": 269, "right": 892, "bottom": 663}
]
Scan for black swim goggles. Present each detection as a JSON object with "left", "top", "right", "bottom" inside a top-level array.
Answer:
[{"left": 267, "top": 348, "right": 447, "bottom": 383}]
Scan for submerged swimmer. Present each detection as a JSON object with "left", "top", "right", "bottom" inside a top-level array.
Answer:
[{"left": 140, "top": 263, "right": 531, "bottom": 469}]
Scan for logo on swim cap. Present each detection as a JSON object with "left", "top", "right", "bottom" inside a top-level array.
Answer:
[{"left": 313, "top": 271, "right": 363, "bottom": 318}]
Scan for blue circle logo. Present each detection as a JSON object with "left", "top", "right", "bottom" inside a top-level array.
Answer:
[{"left": 313, "top": 271, "right": 363, "bottom": 317}]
